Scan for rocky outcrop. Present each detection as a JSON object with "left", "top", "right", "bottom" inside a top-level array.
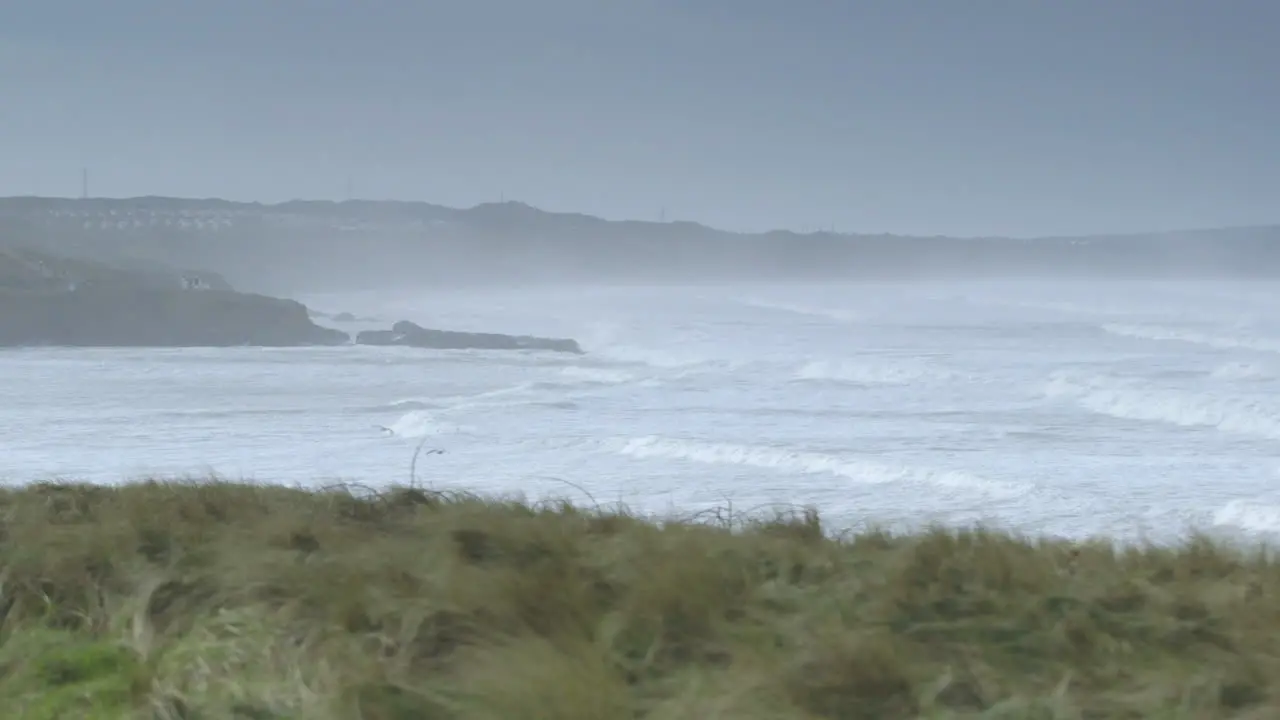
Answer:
[
  {"left": 356, "top": 320, "right": 583, "bottom": 354},
  {"left": 0, "top": 248, "right": 348, "bottom": 348},
  {"left": 0, "top": 287, "right": 349, "bottom": 347}
]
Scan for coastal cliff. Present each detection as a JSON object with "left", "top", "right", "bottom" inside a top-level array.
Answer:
[{"left": 0, "top": 248, "right": 347, "bottom": 347}]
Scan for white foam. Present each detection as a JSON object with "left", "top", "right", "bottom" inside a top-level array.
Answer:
[
  {"left": 379, "top": 384, "right": 542, "bottom": 419},
  {"left": 385, "top": 410, "right": 457, "bottom": 438},
  {"left": 593, "top": 344, "right": 732, "bottom": 371},
  {"left": 444, "top": 383, "right": 589, "bottom": 413},
  {"left": 1045, "top": 371, "right": 1280, "bottom": 440},
  {"left": 1102, "top": 323, "right": 1280, "bottom": 354},
  {"left": 1003, "top": 299, "right": 1134, "bottom": 317},
  {"left": 579, "top": 320, "right": 622, "bottom": 348},
  {"left": 465, "top": 383, "right": 539, "bottom": 401},
  {"left": 557, "top": 366, "right": 635, "bottom": 385},
  {"left": 1211, "top": 361, "right": 1273, "bottom": 382},
  {"left": 794, "top": 359, "right": 955, "bottom": 386},
  {"left": 384, "top": 398, "right": 441, "bottom": 411},
  {"left": 608, "top": 436, "right": 1027, "bottom": 500},
  {"left": 741, "top": 298, "right": 861, "bottom": 323},
  {"left": 1213, "top": 500, "right": 1280, "bottom": 534}
]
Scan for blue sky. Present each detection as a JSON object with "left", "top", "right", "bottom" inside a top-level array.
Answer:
[{"left": 2, "top": 0, "right": 1277, "bottom": 236}]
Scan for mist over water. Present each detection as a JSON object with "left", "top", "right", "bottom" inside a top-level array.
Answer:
[{"left": 4, "top": 278, "right": 1280, "bottom": 543}]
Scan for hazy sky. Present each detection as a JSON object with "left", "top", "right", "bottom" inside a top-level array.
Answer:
[{"left": 2, "top": 1, "right": 1277, "bottom": 237}]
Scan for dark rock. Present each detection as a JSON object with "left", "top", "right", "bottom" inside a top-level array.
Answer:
[
  {"left": 356, "top": 320, "right": 582, "bottom": 354},
  {"left": 0, "top": 286, "right": 350, "bottom": 347}
]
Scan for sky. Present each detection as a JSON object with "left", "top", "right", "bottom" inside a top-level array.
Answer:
[{"left": 1, "top": 0, "right": 1277, "bottom": 237}]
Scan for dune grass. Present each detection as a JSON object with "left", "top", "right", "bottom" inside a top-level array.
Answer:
[{"left": 0, "top": 479, "right": 1277, "bottom": 718}]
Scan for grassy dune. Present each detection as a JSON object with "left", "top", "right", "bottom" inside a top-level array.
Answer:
[{"left": 0, "top": 480, "right": 1278, "bottom": 719}]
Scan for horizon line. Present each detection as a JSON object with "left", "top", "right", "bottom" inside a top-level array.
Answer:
[{"left": 2, "top": 193, "right": 1277, "bottom": 242}]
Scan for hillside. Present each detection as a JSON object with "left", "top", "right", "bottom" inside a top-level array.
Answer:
[
  {"left": 1, "top": 479, "right": 1276, "bottom": 719},
  {"left": 0, "top": 244, "right": 233, "bottom": 294},
  {"left": 2, "top": 196, "right": 1279, "bottom": 293},
  {"left": 0, "top": 247, "right": 347, "bottom": 347}
]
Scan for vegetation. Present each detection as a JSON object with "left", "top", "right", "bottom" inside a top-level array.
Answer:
[
  {"left": 0, "top": 247, "right": 347, "bottom": 347},
  {"left": 1, "top": 479, "right": 1278, "bottom": 719},
  {"left": 0, "top": 246, "right": 230, "bottom": 294}
]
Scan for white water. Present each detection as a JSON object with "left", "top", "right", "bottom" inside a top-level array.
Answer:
[{"left": 4, "top": 279, "right": 1280, "bottom": 543}]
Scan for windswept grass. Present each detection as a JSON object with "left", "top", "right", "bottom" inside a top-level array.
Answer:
[{"left": 0, "top": 479, "right": 1278, "bottom": 718}]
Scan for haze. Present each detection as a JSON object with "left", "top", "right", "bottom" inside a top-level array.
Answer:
[{"left": 4, "top": 0, "right": 1278, "bottom": 238}]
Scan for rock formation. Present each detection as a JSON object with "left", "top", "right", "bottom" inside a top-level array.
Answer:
[{"left": 356, "top": 320, "right": 582, "bottom": 354}]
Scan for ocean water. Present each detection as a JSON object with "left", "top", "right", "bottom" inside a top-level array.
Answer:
[{"left": 4, "top": 279, "right": 1280, "bottom": 544}]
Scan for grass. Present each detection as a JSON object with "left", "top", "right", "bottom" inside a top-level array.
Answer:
[{"left": 0, "top": 479, "right": 1277, "bottom": 718}]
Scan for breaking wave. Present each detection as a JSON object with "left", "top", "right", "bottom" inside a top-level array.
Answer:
[
  {"left": 740, "top": 298, "right": 861, "bottom": 323},
  {"left": 794, "top": 359, "right": 957, "bottom": 386},
  {"left": 1213, "top": 500, "right": 1280, "bottom": 534},
  {"left": 556, "top": 366, "right": 635, "bottom": 385},
  {"left": 1102, "top": 323, "right": 1280, "bottom": 354},
  {"left": 1045, "top": 371, "right": 1280, "bottom": 440},
  {"left": 607, "top": 435, "right": 1029, "bottom": 500},
  {"left": 382, "top": 410, "right": 471, "bottom": 438},
  {"left": 590, "top": 344, "right": 739, "bottom": 371},
  {"left": 1211, "top": 362, "right": 1273, "bottom": 382}
]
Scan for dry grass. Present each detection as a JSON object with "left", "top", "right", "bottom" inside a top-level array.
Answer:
[{"left": 0, "top": 479, "right": 1278, "bottom": 718}]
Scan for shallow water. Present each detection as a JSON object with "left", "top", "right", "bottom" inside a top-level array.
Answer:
[{"left": 4, "top": 279, "right": 1280, "bottom": 543}]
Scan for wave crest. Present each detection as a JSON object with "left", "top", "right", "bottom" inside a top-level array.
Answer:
[
  {"left": 1214, "top": 500, "right": 1280, "bottom": 534},
  {"left": 1102, "top": 323, "right": 1280, "bottom": 354},
  {"left": 608, "top": 435, "right": 1027, "bottom": 500},
  {"left": 741, "top": 298, "right": 861, "bottom": 323},
  {"left": 1211, "top": 362, "right": 1273, "bottom": 382},
  {"left": 1045, "top": 371, "right": 1280, "bottom": 440},
  {"left": 794, "top": 359, "right": 956, "bottom": 386}
]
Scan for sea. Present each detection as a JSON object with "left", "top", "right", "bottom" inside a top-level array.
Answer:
[{"left": 4, "top": 279, "right": 1280, "bottom": 545}]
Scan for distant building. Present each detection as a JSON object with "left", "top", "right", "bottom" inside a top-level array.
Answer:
[{"left": 181, "top": 275, "right": 211, "bottom": 290}]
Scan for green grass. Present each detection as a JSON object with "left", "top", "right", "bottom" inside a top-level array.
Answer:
[{"left": 0, "top": 479, "right": 1277, "bottom": 718}]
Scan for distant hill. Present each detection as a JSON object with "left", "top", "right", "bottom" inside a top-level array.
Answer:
[{"left": 1, "top": 196, "right": 1277, "bottom": 293}]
